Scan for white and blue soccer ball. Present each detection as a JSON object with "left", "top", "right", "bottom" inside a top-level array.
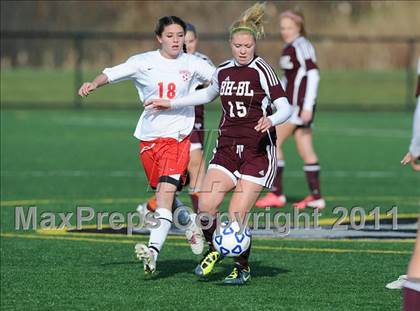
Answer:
[{"left": 212, "top": 221, "right": 251, "bottom": 257}]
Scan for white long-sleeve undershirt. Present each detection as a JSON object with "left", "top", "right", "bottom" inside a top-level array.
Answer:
[
  {"left": 268, "top": 97, "right": 292, "bottom": 126},
  {"left": 303, "top": 69, "right": 320, "bottom": 111},
  {"left": 171, "top": 84, "right": 219, "bottom": 109},
  {"left": 171, "top": 84, "right": 291, "bottom": 127},
  {"left": 409, "top": 100, "right": 420, "bottom": 157}
]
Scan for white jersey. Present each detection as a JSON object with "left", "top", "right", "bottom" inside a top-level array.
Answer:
[
  {"left": 103, "top": 50, "right": 215, "bottom": 141},
  {"left": 191, "top": 51, "right": 214, "bottom": 90}
]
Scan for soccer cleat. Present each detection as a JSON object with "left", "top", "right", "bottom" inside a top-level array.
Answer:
[
  {"left": 134, "top": 243, "right": 156, "bottom": 274},
  {"left": 385, "top": 275, "right": 407, "bottom": 289},
  {"left": 223, "top": 266, "right": 251, "bottom": 285},
  {"left": 255, "top": 193, "right": 286, "bottom": 208},
  {"left": 293, "top": 195, "right": 326, "bottom": 209},
  {"left": 185, "top": 213, "right": 205, "bottom": 255},
  {"left": 194, "top": 249, "right": 222, "bottom": 277}
]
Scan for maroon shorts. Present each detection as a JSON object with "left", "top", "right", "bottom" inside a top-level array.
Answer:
[
  {"left": 289, "top": 103, "right": 317, "bottom": 129},
  {"left": 190, "top": 122, "right": 204, "bottom": 150},
  {"left": 403, "top": 286, "right": 420, "bottom": 311},
  {"left": 208, "top": 143, "right": 276, "bottom": 188}
]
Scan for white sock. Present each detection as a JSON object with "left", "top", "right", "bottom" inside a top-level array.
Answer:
[{"left": 148, "top": 207, "right": 173, "bottom": 257}]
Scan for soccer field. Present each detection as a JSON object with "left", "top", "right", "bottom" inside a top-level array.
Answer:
[{"left": 1, "top": 109, "right": 418, "bottom": 310}]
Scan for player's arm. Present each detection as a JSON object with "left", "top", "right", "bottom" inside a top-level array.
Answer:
[
  {"left": 193, "top": 56, "right": 217, "bottom": 90},
  {"left": 78, "top": 56, "right": 140, "bottom": 98},
  {"left": 255, "top": 97, "right": 291, "bottom": 132},
  {"left": 145, "top": 84, "right": 219, "bottom": 110},
  {"left": 78, "top": 74, "right": 109, "bottom": 97},
  {"left": 297, "top": 42, "right": 320, "bottom": 123},
  {"left": 401, "top": 101, "right": 420, "bottom": 170},
  {"left": 255, "top": 61, "right": 292, "bottom": 132}
]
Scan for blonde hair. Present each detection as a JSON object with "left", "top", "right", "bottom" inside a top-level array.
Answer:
[
  {"left": 230, "top": 2, "right": 266, "bottom": 40},
  {"left": 280, "top": 10, "right": 306, "bottom": 37}
]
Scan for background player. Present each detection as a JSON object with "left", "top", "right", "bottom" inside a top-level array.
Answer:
[
  {"left": 78, "top": 16, "right": 214, "bottom": 274},
  {"left": 255, "top": 9, "right": 325, "bottom": 209},
  {"left": 185, "top": 23, "right": 215, "bottom": 209},
  {"left": 401, "top": 56, "right": 420, "bottom": 171},
  {"left": 146, "top": 3, "right": 292, "bottom": 285}
]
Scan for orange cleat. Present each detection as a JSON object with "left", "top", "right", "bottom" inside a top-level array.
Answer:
[
  {"left": 293, "top": 195, "right": 326, "bottom": 209},
  {"left": 255, "top": 193, "right": 287, "bottom": 208}
]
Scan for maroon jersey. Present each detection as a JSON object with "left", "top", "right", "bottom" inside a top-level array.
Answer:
[
  {"left": 214, "top": 56, "right": 287, "bottom": 151},
  {"left": 279, "top": 36, "right": 318, "bottom": 108}
]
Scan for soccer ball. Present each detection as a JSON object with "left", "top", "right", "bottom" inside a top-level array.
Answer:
[{"left": 212, "top": 221, "right": 251, "bottom": 257}]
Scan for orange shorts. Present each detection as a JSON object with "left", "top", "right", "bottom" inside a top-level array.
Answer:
[{"left": 139, "top": 137, "right": 191, "bottom": 189}]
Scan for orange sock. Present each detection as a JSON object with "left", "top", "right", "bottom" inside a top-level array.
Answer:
[{"left": 146, "top": 196, "right": 157, "bottom": 212}]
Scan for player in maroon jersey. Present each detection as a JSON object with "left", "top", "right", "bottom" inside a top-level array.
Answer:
[
  {"left": 185, "top": 23, "right": 215, "bottom": 208},
  {"left": 146, "top": 3, "right": 292, "bottom": 285},
  {"left": 255, "top": 9, "right": 325, "bottom": 209}
]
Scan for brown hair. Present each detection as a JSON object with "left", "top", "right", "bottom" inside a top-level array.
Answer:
[{"left": 155, "top": 16, "right": 186, "bottom": 37}]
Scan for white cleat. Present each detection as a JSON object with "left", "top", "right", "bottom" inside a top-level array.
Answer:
[
  {"left": 185, "top": 213, "right": 205, "bottom": 255},
  {"left": 385, "top": 275, "right": 407, "bottom": 289},
  {"left": 306, "top": 198, "right": 326, "bottom": 209},
  {"left": 134, "top": 243, "right": 156, "bottom": 274}
]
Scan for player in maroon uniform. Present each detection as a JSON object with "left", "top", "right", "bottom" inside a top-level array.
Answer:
[
  {"left": 255, "top": 9, "right": 325, "bottom": 209},
  {"left": 185, "top": 23, "right": 215, "bottom": 208},
  {"left": 146, "top": 3, "right": 292, "bottom": 285}
]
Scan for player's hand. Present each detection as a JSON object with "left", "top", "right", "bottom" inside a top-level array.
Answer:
[
  {"left": 301, "top": 110, "right": 313, "bottom": 124},
  {"left": 78, "top": 82, "right": 98, "bottom": 97},
  {"left": 144, "top": 99, "right": 171, "bottom": 110},
  {"left": 401, "top": 152, "right": 413, "bottom": 165},
  {"left": 254, "top": 117, "right": 273, "bottom": 132}
]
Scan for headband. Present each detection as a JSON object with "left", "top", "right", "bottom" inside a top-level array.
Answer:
[
  {"left": 280, "top": 10, "right": 303, "bottom": 24},
  {"left": 230, "top": 25, "right": 258, "bottom": 38}
]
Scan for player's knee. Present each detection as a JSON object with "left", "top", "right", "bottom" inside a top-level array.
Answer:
[{"left": 158, "top": 175, "right": 183, "bottom": 192}]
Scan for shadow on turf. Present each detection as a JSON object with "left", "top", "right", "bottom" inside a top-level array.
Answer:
[
  {"left": 142, "top": 259, "right": 289, "bottom": 282},
  {"left": 208, "top": 261, "right": 289, "bottom": 284},
  {"left": 100, "top": 261, "right": 138, "bottom": 266},
  {"left": 99, "top": 259, "right": 289, "bottom": 283}
]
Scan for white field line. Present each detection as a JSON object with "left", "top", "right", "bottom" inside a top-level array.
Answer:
[
  {"left": 53, "top": 116, "right": 410, "bottom": 139},
  {"left": 316, "top": 126, "right": 410, "bottom": 139},
  {"left": 1, "top": 169, "right": 416, "bottom": 178}
]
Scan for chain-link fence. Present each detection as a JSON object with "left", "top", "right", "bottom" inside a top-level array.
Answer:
[{"left": 1, "top": 31, "right": 419, "bottom": 110}]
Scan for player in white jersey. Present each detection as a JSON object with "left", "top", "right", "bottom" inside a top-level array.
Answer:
[
  {"left": 139, "top": 23, "right": 215, "bottom": 219},
  {"left": 401, "top": 56, "right": 420, "bottom": 171},
  {"left": 255, "top": 10, "right": 325, "bottom": 210},
  {"left": 78, "top": 16, "right": 215, "bottom": 275}
]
